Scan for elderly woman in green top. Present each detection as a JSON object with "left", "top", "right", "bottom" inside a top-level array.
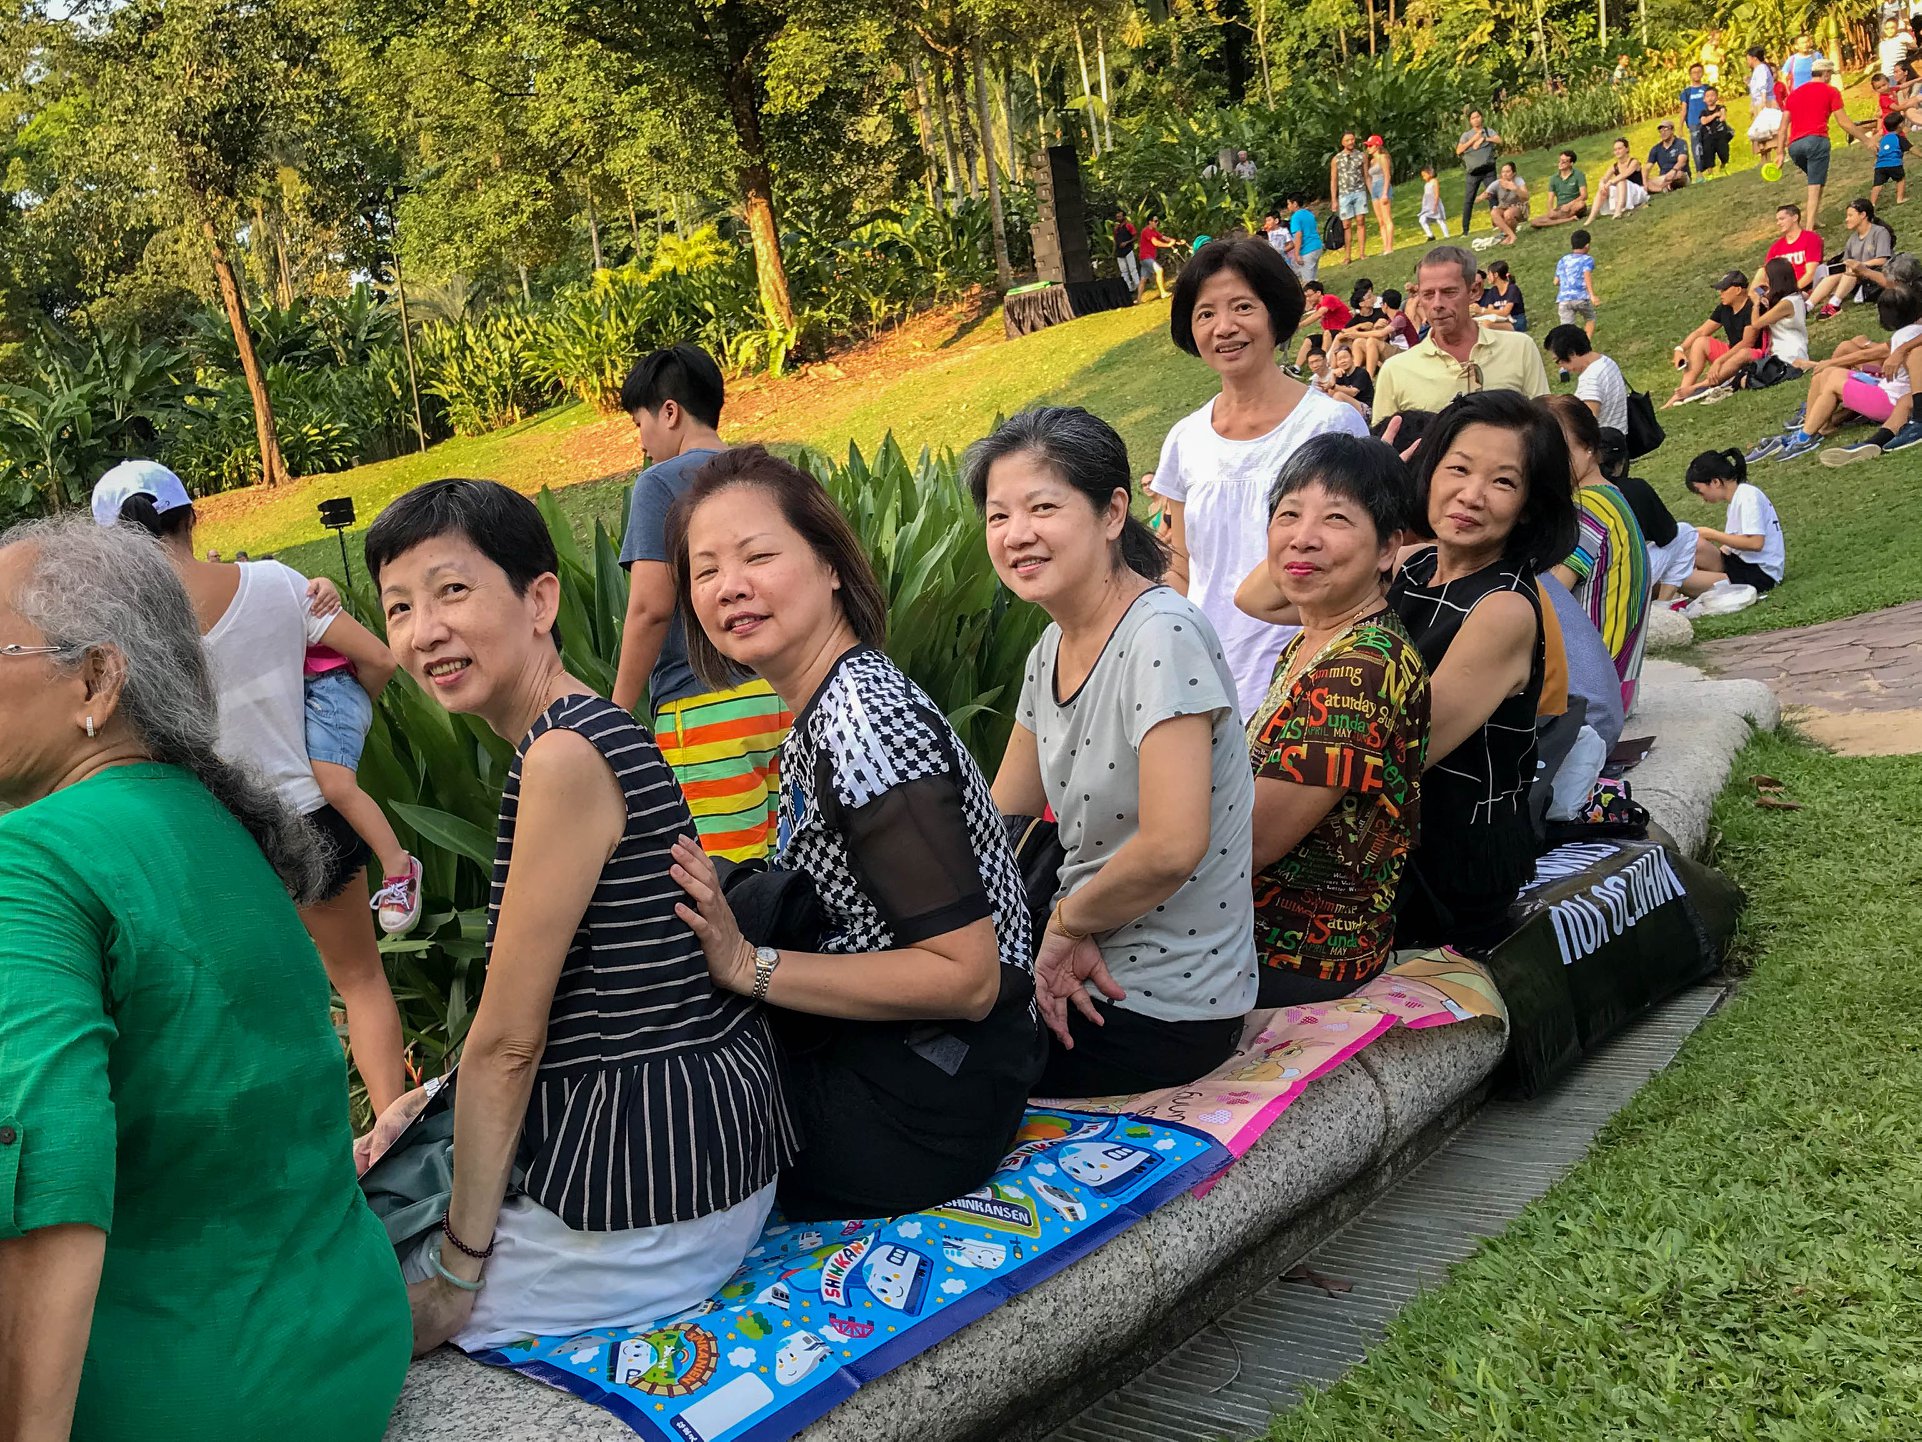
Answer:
[{"left": 0, "top": 520, "right": 409, "bottom": 1442}]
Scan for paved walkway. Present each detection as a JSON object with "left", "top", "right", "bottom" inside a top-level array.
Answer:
[{"left": 1695, "top": 601, "right": 1922, "bottom": 755}]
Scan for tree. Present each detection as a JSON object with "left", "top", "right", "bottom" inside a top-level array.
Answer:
[{"left": 73, "top": 0, "right": 337, "bottom": 488}]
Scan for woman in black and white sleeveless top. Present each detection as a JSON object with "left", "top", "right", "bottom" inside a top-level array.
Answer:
[
  {"left": 664, "top": 447, "right": 1044, "bottom": 1222},
  {"left": 1386, "top": 394, "right": 1574, "bottom": 954},
  {"left": 364, "top": 479, "right": 791, "bottom": 1353}
]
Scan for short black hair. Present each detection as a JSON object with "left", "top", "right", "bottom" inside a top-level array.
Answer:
[
  {"left": 1382, "top": 287, "right": 1404, "bottom": 308},
  {"left": 1543, "top": 324, "right": 1593, "bottom": 361},
  {"left": 1570, "top": 229, "right": 1591, "bottom": 249},
  {"left": 1777, "top": 202, "right": 1801, "bottom": 219},
  {"left": 365, "top": 478, "right": 564, "bottom": 647},
  {"left": 619, "top": 343, "right": 724, "bottom": 427},
  {"left": 1747, "top": 44, "right": 1767, "bottom": 59},
  {"left": 1267, "top": 433, "right": 1415, "bottom": 542},
  {"left": 1559, "top": 149, "right": 1577, "bottom": 163},
  {"left": 1410, "top": 392, "right": 1579, "bottom": 571},
  {"left": 1170, "top": 235, "right": 1306, "bottom": 354}
]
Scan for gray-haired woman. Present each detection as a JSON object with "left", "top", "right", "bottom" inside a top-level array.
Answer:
[
  {"left": 0, "top": 519, "right": 409, "bottom": 1441},
  {"left": 974, "top": 407, "right": 1257, "bottom": 1098}
]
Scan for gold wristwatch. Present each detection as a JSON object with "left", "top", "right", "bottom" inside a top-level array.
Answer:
[{"left": 751, "top": 945, "right": 781, "bottom": 1001}]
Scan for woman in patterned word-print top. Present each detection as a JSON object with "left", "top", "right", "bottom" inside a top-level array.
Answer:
[
  {"left": 1236, "top": 393, "right": 1577, "bottom": 959},
  {"left": 666, "top": 446, "right": 1043, "bottom": 1222},
  {"left": 971, "top": 407, "right": 1257, "bottom": 1100},
  {"left": 1241, "top": 434, "right": 1430, "bottom": 1010},
  {"left": 364, "top": 478, "right": 792, "bottom": 1353}
]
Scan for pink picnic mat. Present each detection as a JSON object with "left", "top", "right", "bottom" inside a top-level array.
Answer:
[{"left": 1056, "top": 949, "right": 1507, "bottom": 1172}]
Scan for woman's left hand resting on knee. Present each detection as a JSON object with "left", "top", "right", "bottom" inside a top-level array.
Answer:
[{"left": 670, "top": 837, "right": 1002, "bottom": 1022}]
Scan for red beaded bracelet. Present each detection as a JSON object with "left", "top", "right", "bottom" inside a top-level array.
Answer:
[{"left": 441, "top": 1214, "right": 496, "bottom": 1260}]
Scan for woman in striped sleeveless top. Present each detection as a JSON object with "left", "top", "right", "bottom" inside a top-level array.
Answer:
[
  {"left": 663, "top": 448, "right": 1045, "bottom": 1222},
  {"left": 364, "top": 479, "right": 793, "bottom": 1353}
]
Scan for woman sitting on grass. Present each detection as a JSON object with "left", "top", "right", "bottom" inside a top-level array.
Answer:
[
  {"left": 1675, "top": 259, "right": 1813, "bottom": 404},
  {"left": 1238, "top": 392, "right": 1577, "bottom": 956},
  {"left": 1680, "top": 450, "right": 1787, "bottom": 596},
  {"left": 1481, "top": 163, "right": 1531, "bottom": 244},
  {"left": 973, "top": 407, "right": 1256, "bottom": 1096},
  {"left": 364, "top": 478, "right": 792, "bottom": 1350},
  {"left": 1586, "top": 136, "right": 1649, "bottom": 219},
  {"left": 1242, "top": 434, "right": 1430, "bottom": 1008},
  {"left": 666, "top": 447, "right": 1043, "bottom": 1220}
]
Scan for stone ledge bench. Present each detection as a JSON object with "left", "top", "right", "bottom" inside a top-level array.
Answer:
[{"left": 388, "top": 659, "right": 1778, "bottom": 1442}]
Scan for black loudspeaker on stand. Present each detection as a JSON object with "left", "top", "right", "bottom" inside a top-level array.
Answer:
[{"left": 1030, "top": 144, "right": 1094, "bottom": 285}]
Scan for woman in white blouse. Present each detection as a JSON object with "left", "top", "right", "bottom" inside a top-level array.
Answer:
[{"left": 1150, "top": 236, "right": 1371, "bottom": 720}]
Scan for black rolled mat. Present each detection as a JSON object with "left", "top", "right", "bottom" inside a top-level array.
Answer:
[{"left": 1486, "top": 834, "right": 1743, "bottom": 1095}]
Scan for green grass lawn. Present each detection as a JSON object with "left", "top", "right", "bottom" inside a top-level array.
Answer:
[
  {"left": 1265, "top": 732, "right": 1922, "bottom": 1440},
  {"left": 208, "top": 99, "right": 1914, "bottom": 641}
]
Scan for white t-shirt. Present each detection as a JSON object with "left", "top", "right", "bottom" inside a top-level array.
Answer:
[
  {"left": 1725, "top": 483, "right": 1786, "bottom": 581},
  {"left": 1152, "top": 387, "right": 1371, "bottom": 718},
  {"left": 1018, "top": 587, "right": 1257, "bottom": 1022},
  {"left": 1575, "top": 354, "right": 1630, "bottom": 433},
  {"left": 202, "top": 560, "right": 335, "bottom": 815},
  {"left": 1879, "top": 323, "right": 1922, "bottom": 403},
  {"left": 1880, "top": 34, "right": 1914, "bottom": 76},
  {"left": 1768, "top": 293, "right": 1809, "bottom": 364}
]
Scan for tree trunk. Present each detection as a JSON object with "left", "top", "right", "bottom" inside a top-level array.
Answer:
[
  {"left": 1000, "top": 70, "right": 1018, "bottom": 178},
  {"left": 390, "top": 246, "right": 428, "bottom": 455},
  {"left": 1366, "top": 0, "right": 1377, "bottom": 55},
  {"left": 626, "top": 192, "right": 643, "bottom": 250},
  {"left": 1255, "top": 0, "right": 1274, "bottom": 103},
  {"left": 585, "top": 187, "right": 604, "bottom": 271},
  {"left": 931, "top": 51, "right": 962, "bottom": 200},
  {"left": 519, "top": 263, "right": 531, "bottom": 303},
  {"left": 1096, "top": 32, "right": 1114, "bottom": 150},
  {"left": 974, "top": 45, "right": 1013, "bottom": 289},
  {"left": 204, "top": 216, "right": 289, "bottom": 489},
  {"left": 950, "top": 54, "right": 981, "bottom": 199},
  {"left": 909, "top": 55, "right": 944, "bottom": 204},
  {"left": 1073, "top": 25, "right": 1099, "bottom": 156},
  {"left": 1030, "top": 57, "right": 1048, "bottom": 154},
  {"left": 722, "top": 51, "right": 796, "bottom": 331}
]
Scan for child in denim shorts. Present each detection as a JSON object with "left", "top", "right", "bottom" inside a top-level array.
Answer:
[{"left": 305, "top": 645, "right": 422, "bottom": 934}]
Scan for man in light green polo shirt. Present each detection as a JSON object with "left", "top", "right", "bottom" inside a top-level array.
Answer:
[{"left": 1372, "top": 246, "right": 1551, "bottom": 422}]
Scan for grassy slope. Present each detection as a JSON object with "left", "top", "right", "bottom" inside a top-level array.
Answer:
[
  {"left": 1265, "top": 734, "right": 1922, "bottom": 1440},
  {"left": 204, "top": 100, "right": 1912, "bottom": 640}
]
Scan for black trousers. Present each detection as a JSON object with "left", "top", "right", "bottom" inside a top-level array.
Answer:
[
  {"left": 1463, "top": 168, "right": 1495, "bottom": 231},
  {"left": 1255, "top": 962, "right": 1377, "bottom": 1010},
  {"left": 1036, "top": 1000, "right": 1243, "bottom": 1099},
  {"left": 1697, "top": 127, "right": 1730, "bottom": 173}
]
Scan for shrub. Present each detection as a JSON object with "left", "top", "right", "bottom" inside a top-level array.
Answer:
[{"left": 416, "top": 311, "right": 548, "bottom": 436}]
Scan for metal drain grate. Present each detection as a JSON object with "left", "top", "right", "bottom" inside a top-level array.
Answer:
[{"left": 1048, "top": 983, "right": 1727, "bottom": 1442}]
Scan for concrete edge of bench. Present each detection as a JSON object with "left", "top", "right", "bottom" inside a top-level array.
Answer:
[{"left": 387, "top": 658, "right": 1773, "bottom": 1442}]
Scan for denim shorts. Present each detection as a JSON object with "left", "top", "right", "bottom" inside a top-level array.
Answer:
[
  {"left": 304, "top": 668, "right": 374, "bottom": 769},
  {"left": 1787, "top": 135, "right": 1830, "bottom": 185},
  {"left": 1337, "top": 190, "right": 1369, "bottom": 221}
]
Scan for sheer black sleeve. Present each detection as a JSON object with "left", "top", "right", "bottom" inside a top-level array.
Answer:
[{"left": 827, "top": 771, "right": 993, "bottom": 946}]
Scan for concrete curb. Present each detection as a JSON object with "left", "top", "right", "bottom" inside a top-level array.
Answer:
[{"left": 386, "top": 658, "right": 1774, "bottom": 1442}]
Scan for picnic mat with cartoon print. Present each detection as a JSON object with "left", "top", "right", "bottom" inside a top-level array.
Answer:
[
  {"left": 467, "top": 1109, "right": 1229, "bottom": 1442},
  {"left": 1058, "top": 949, "right": 1507, "bottom": 1170}
]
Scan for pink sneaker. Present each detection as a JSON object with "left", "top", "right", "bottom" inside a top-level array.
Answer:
[{"left": 372, "top": 855, "right": 423, "bottom": 936}]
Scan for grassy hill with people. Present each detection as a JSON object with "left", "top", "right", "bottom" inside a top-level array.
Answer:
[{"left": 202, "top": 101, "right": 1914, "bottom": 641}]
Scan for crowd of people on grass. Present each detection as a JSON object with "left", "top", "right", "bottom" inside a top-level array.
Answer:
[{"left": 11, "top": 52, "right": 1922, "bottom": 1428}]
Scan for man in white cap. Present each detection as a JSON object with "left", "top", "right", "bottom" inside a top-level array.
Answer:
[{"left": 1781, "top": 56, "right": 1874, "bottom": 227}]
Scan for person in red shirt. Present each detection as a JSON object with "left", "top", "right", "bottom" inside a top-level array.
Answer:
[
  {"left": 1762, "top": 202, "right": 1824, "bottom": 292},
  {"left": 1291, "top": 282, "right": 1354, "bottom": 370},
  {"left": 1135, "top": 215, "right": 1184, "bottom": 301},
  {"left": 1781, "top": 57, "right": 1874, "bottom": 226}
]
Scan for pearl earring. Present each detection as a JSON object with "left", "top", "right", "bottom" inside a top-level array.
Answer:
[{"left": 85, "top": 715, "right": 95, "bottom": 738}]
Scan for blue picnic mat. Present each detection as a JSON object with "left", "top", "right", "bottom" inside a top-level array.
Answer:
[{"left": 469, "top": 1108, "right": 1229, "bottom": 1442}]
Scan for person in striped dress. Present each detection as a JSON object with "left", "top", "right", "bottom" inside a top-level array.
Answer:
[
  {"left": 612, "top": 344, "right": 790, "bottom": 861},
  {"left": 1544, "top": 395, "right": 1651, "bottom": 714},
  {"left": 364, "top": 478, "right": 793, "bottom": 1354}
]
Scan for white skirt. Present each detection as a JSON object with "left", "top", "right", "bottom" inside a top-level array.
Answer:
[{"left": 405, "top": 1179, "right": 778, "bottom": 1350}]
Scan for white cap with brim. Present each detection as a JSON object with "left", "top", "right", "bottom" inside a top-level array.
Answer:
[{"left": 91, "top": 459, "right": 193, "bottom": 530}]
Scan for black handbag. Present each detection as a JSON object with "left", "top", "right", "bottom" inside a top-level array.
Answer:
[
  {"left": 1002, "top": 813, "right": 1067, "bottom": 963},
  {"left": 1625, "top": 386, "right": 1665, "bottom": 458}
]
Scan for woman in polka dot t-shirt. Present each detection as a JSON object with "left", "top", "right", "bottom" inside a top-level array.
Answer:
[{"left": 971, "top": 407, "right": 1257, "bottom": 1100}]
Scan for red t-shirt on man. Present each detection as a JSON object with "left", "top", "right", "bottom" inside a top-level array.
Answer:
[
  {"left": 1317, "top": 295, "right": 1354, "bottom": 334},
  {"left": 1765, "top": 229, "right": 1824, "bottom": 284},
  {"left": 1138, "top": 226, "right": 1168, "bottom": 262},
  {"left": 1784, "top": 81, "right": 1843, "bottom": 143}
]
